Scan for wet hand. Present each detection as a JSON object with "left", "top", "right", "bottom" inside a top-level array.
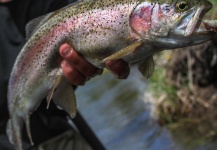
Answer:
[{"left": 59, "top": 43, "right": 130, "bottom": 86}]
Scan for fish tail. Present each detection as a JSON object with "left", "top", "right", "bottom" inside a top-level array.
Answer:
[{"left": 6, "top": 117, "right": 24, "bottom": 150}]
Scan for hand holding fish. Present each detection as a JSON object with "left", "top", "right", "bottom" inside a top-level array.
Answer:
[
  {"left": 60, "top": 43, "right": 130, "bottom": 85},
  {"left": 7, "top": 0, "right": 216, "bottom": 149},
  {"left": 59, "top": 43, "right": 102, "bottom": 86}
]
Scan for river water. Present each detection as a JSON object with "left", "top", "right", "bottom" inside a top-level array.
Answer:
[{"left": 76, "top": 66, "right": 217, "bottom": 150}]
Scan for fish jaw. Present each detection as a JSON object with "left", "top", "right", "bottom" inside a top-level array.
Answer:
[
  {"left": 168, "top": 0, "right": 215, "bottom": 47},
  {"left": 130, "top": 0, "right": 215, "bottom": 48},
  {"left": 184, "top": 6, "right": 206, "bottom": 36},
  {"left": 173, "top": 1, "right": 213, "bottom": 36}
]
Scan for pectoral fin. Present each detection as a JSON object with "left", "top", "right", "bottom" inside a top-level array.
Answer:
[
  {"left": 138, "top": 56, "right": 155, "bottom": 79},
  {"left": 52, "top": 78, "right": 77, "bottom": 118},
  {"left": 102, "top": 41, "right": 143, "bottom": 62}
]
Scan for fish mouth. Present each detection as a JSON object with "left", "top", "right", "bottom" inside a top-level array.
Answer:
[
  {"left": 154, "top": 5, "right": 216, "bottom": 49},
  {"left": 174, "top": 5, "right": 214, "bottom": 37}
]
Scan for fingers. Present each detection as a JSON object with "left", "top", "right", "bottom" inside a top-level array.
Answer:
[
  {"left": 60, "top": 44, "right": 101, "bottom": 77},
  {"left": 105, "top": 60, "right": 130, "bottom": 79},
  {"left": 60, "top": 43, "right": 130, "bottom": 86},
  {"left": 60, "top": 43, "right": 102, "bottom": 86},
  {"left": 61, "top": 60, "right": 86, "bottom": 86}
]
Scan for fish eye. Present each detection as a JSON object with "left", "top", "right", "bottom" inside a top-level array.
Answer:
[{"left": 176, "top": 1, "right": 188, "bottom": 11}]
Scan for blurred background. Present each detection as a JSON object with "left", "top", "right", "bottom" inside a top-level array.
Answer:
[{"left": 76, "top": 1, "right": 217, "bottom": 149}]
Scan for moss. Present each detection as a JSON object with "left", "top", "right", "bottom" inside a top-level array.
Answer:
[{"left": 148, "top": 65, "right": 177, "bottom": 101}]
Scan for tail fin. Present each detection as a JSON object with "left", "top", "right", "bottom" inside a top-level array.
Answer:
[{"left": 6, "top": 117, "right": 24, "bottom": 150}]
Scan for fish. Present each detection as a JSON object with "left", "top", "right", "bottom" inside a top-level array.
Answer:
[{"left": 6, "top": 0, "right": 215, "bottom": 150}]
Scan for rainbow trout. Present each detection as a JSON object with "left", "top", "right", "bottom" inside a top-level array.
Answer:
[{"left": 7, "top": 0, "right": 215, "bottom": 149}]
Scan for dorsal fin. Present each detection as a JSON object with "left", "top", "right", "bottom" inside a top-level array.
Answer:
[
  {"left": 25, "top": 0, "right": 88, "bottom": 40},
  {"left": 25, "top": 12, "right": 54, "bottom": 39}
]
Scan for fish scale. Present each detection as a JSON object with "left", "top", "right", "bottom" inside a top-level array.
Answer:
[{"left": 7, "top": 0, "right": 215, "bottom": 150}]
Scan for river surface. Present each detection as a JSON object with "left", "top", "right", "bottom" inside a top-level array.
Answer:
[{"left": 76, "top": 66, "right": 217, "bottom": 150}]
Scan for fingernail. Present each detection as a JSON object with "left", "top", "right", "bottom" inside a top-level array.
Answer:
[{"left": 62, "top": 47, "right": 73, "bottom": 57}]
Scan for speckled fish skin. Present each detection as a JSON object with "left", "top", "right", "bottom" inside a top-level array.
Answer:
[{"left": 7, "top": 0, "right": 215, "bottom": 150}]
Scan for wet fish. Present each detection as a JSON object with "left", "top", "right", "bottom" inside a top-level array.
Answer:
[{"left": 7, "top": 0, "right": 215, "bottom": 149}]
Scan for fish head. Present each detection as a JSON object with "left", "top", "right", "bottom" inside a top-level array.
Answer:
[{"left": 130, "top": 0, "right": 215, "bottom": 48}]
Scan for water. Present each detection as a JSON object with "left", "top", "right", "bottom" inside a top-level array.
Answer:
[{"left": 76, "top": 66, "right": 216, "bottom": 150}]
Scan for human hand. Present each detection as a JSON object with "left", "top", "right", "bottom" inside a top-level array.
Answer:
[
  {"left": 59, "top": 43, "right": 129, "bottom": 86},
  {"left": 105, "top": 60, "right": 130, "bottom": 79}
]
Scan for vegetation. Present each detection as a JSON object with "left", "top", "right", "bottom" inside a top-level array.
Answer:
[{"left": 145, "top": 1, "right": 217, "bottom": 148}]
